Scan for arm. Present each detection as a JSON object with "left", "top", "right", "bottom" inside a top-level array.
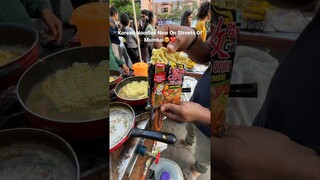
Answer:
[
  {"left": 19, "top": 0, "right": 51, "bottom": 18},
  {"left": 110, "top": 22, "right": 119, "bottom": 39},
  {"left": 20, "top": 0, "right": 62, "bottom": 44},
  {"left": 112, "top": 48, "right": 129, "bottom": 75},
  {"left": 185, "top": 33, "right": 210, "bottom": 65},
  {"left": 212, "top": 126, "right": 320, "bottom": 180},
  {"left": 129, "top": 28, "right": 139, "bottom": 45},
  {"left": 145, "top": 25, "right": 153, "bottom": 39},
  {"left": 160, "top": 102, "right": 211, "bottom": 125},
  {"left": 113, "top": 49, "right": 125, "bottom": 67},
  {"left": 154, "top": 24, "right": 210, "bottom": 64}
]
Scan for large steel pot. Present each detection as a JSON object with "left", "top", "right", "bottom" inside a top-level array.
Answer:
[
  {"left": 0, "top": 128, "right": 80, "bottom": 180},
  {"left": 0, "top": 23, "right": 39, "bottom": 90},
  {"left": 17, "top": 46, "right": 108, "bottom": 139}
]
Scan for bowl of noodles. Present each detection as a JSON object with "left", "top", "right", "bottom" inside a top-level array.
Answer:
[
  {"left": 114, "top": 76, "right": 148, "bottom": 106},
  {"left": 109, "top": 69, "right": 122, "bottom": 90},
  {"left": 0, "top": 23, "right": 39, "bottom": 90}
]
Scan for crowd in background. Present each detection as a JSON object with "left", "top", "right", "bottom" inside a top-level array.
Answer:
[{"left": 109, "top": 1, "right": 211, "bottom": 73}]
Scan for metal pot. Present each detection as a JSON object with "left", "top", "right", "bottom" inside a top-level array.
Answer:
[
  {"left": 0, "top": 128, "right": 80, "bottom": 180},
  {"left": 0, "top": 23, "right": 39, "bottom": 90},
  {"left": 114, "top": 76, "right": 148, "bottom": 106},
  {"left": 17, "top": 46, "right": 108, "bottom": 139}
]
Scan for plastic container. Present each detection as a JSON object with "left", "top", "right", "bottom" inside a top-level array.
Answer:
[
  {"left": 132, "top": 62, "right": 148, "bottom": 77},
  {"left": 160, "top": 171, "right": 170, "bottom": 180},
  {"left": 70, "top": 2, "right": 109, "bottom": 46},
  {"left": 150, "top": 158, "right": 183, "bottom": 180}
]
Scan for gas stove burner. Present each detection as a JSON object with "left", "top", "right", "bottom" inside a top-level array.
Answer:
[
  {"left": 0, "top": 88, "right": 109, "bottom": 178},
  {"left": 0, "top": 93, "right": 21, "bottom": 114},
  {"left": 67, "top": 137, "right": 109, "bottom": 177}
]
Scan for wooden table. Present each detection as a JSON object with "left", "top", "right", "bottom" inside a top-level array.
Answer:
[{"left": 129, "top": 139, "right": 155, "bottom": 180}]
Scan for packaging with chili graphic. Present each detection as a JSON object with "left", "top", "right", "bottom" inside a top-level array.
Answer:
[
  {"left": 148, "top": 62, "right": 185, "bottom": 109},
  {"left": 210, "top": 3, "right": 241, "bottom": 137}
]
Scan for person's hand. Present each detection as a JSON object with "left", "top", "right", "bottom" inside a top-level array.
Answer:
[
  {"left": 159, "top": 102, "right": 210, "bottom": 125},
  {"left": 154, "top": 24, "right": 196, "bottom": 53},
  {"left": 121, "top": 64, "right": 130, "bottom": 75},
  {"left": 212, "top": 126, "right": 320, "bottom": 180},
  {"left": 40, "top": 9, "right": 63, "bottom": 44},
  {"left": 154, "top": 24, "right": 210, "bottom": 64}
]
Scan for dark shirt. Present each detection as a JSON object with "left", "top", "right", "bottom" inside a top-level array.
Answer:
[
  {"left": 253, "top": 9, "right": 320, "bottom": 153},
  {"left": 191, "top": 67, "right": 211, "bottom": 138},
  {"left": 110, "top": 18, "right": 120, "bottom": 45}
]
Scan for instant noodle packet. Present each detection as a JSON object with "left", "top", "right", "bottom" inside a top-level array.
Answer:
[
  {"left": 148, "top": 48, "right": 187, "bottom": 108},
  {"left": 210, "top": 2, "right": 241, "bottom": 137}
]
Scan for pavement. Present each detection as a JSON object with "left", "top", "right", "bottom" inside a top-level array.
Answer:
[{"left": 161, "top": 120, "right": 211, "bottom": 180}]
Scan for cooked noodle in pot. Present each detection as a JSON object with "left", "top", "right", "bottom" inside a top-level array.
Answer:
[
  {"left": 109, "top": 76, "right": 118, "bottom": 82},
  {"left": 0, "top": 50, "right": 19, "bottom": 66},
  {"left": 26, "top": 61, "right": 108, "bottom": 121},
  {"left": 118, "top": 81, "right": 148, "bottom": 100}
]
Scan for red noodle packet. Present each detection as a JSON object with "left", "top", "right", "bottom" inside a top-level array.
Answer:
[{"left": 148, "top": 62, "right": 185, "bottom": 109}]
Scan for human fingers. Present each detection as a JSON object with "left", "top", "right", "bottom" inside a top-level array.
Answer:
[
  {"left": 154, "top": 24, "right": 195, "bottom": 53},
  {"left": 121, "top": 66, "right": 128, "bottom": 75},
  {"left": 41, "top": 10, "right": 57, "bottom": 35},
  {"left": 154, "top": 25, "right": 168, "bottom": 49},
  {"left": 41, "top": 9, "right": 62, "bottom": 44},
  {"left": 154, "top": 24, "right": 186, "bottom": 48},
  {"left": 167, "top": 33, "right": 194, "bottom": 53},
  {"left": 160, "top": 103, "right": 185, "bottom": 122},
  {"left": 125, "top": 67, "right": 129, "bottom": 75},
  {"left": 54, "top": 18, "right": 63, "bottom": 44}
]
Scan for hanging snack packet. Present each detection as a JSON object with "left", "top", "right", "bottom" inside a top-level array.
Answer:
[
  {"left": 148, "top": 48, "right": 188, "bottom": 109},
  {"left": 210, "top": 2, "right": 241, "bottom": 137}
]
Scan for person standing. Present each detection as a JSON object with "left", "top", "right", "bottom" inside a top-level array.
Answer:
[
  {"left": 195, "top": 1, "right": 210, "bottom": 41},
  {"left": 181, "top": 10, "right": 193, "bottom": 27},
  {"left": 140, "top": 9, "right": 149, "bottom": 30},
  {"left": 144, "top": 11, "right": 156, "bottom": 61},
  {"left": 109, "top": 6, "right": 122, "bottom": 60},
  {"left": 139, "top": 9, "right": 149, "bottom": 62},
  {"left": 120, "top": 13, "right": 139, "bottom": 64}
]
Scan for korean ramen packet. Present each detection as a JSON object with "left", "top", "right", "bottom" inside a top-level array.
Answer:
[
  {"left": 210, "top": 2, "right": 241, "bottom": 137},
  {"left": 148, "top": 48, "right": 186, "bottom": 109}
]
